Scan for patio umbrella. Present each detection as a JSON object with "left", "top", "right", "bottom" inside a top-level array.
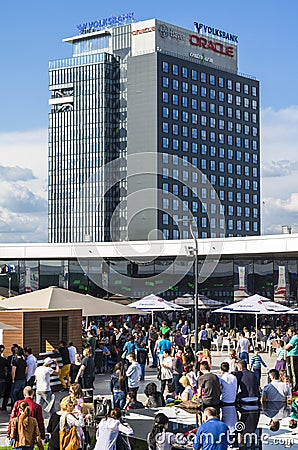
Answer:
[
  {"left": 213, "top": 294, "right": 291, "bottom": 334},
  {"left": 128, "top": 294, "right": 187, "bottom": 323},
  {"left": 173, "top": 294, "right": 224, "bottom": 309},
  {"left": 0, "top": 286, "right": 145, "bottom": 317}
]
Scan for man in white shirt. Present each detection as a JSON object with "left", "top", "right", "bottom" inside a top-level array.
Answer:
[
  {"left": 34, "top": 357, "right": 60, "bottom": 412},
  {"left": 24, "top": 347, "right": 37, "bottom": 387},
  {"left": 126, "top": 353, "right": 140, "bottom": 400},
  {"left": 219, "top": 362, "right": 238, "bottom": 404},
  {"left": 262, "top": 369, "right": 291, "bottom": 403},
  {"left": 236, "top": 332, "right": 250, "bottom": 364}
]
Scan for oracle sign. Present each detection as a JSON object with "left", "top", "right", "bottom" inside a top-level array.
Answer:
[
  {"left": 189, "top": 34, "right": 234, "bottom": 58},
  {"left": 131, "top": 26, "right": 155, "bottom": 36}
]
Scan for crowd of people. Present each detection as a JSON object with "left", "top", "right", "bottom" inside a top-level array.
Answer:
[{"left": 1, "top": 317, "right": 298, "bottom": 450}]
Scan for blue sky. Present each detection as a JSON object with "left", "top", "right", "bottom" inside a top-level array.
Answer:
[{"left": 0, "top": 0, "right": 298, "bottom": 241}]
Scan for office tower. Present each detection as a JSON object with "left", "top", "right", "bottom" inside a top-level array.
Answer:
[{"left": 48, "top": 16, "right": 260, "bottom": 242}]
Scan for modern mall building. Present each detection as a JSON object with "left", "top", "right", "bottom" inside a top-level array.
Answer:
[
  {"left": 48, "top": 16, "right": 260, "bottom": 243},
  {"left": 0, "top": 234, "right": 297, "bottom": 306}
]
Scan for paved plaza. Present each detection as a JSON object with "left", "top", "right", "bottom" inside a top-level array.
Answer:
[{"left": 0, "top": 349, "right": 280, "bottom": 446}]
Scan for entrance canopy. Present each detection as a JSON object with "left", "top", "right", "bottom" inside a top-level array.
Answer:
[{"left": 0, "top": 286, "right": 145, "bottom": 317}]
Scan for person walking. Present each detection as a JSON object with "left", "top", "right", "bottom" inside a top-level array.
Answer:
[
  {"left": 56, "top": 340, "right": 71, "bottom": 391},
  {"left": 10, "top": 401, "right": 44, "bottom": 450},
  {"left": 250, "top": 349, "right": 267, "bottom": 386},
  {"left": 236, "top": 332, "right": 250, "bottom": 365},
  {"left": 126, "top": 353, "right": 140, "bottom": 400},
  {"left": 75, "top": 347, "right": 95, "bottom": 389},
  {"left": 34, "top": 357, "right": 60, "bottom": 413},
  {"left": 285, "top": 327, "right": 298, "bottom": 392},
  {"left": 7, "top": 386, "right": 45, "bottom": 440},
  {"left": 110, "top": 362, "right": 127, "bottom": 409}
]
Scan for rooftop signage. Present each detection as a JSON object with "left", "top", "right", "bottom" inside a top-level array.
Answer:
[
  {"left": 77, "top": 12, "right": 134, "bottom": 34},
  {"left": 189, "top": 34, "right": 234, "bottom": 58},
  {"left": 194, "top": 21, "right": 238, "bottom": 43}
]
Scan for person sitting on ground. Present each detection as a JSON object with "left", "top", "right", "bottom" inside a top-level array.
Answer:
[
  {"left": 219, "top": 362, "right": 237, "bottom": 405},
  {"left": 262, "top": 369, "right": 291, "bottom": 403},
  {"left": 123, "top": 391, "right": 144, "bottom": 410},
  {"left": 235, "top": 360, "right": 260, "bottom": 404},
  {"left": 94, "top": 407, "right": 133, "bottom": 450},
  {"left": 143, "top": 382, "right": 165, "bottom": 408},
  {"left": 179, "top": 375, "right": 194, "bottom": 402},
  {"left": 198, "top": 361, "right": 221, "bottom": 407}
]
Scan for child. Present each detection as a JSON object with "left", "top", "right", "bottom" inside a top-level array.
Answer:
[
  {"left": 69, "top": 383, "right": 84, "bottom": 411},
  {"left": 275, "top": 340, "right": 287, "bottom": 371},
  {"left": 250, "top": 349, "right": 267, "bottom": 386}
]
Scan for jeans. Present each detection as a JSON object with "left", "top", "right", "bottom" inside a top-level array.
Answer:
[
  {"left": 139, "top": 364, "right": 145, "bottom": 380},
  {"left": 36, "top": 390, "right": 54, "bottom": 412},
  {"left": 253, "top": 368, "right": 261, "bottom": 386},
  {"left": 11, "top": 380, "right": 26, "bottom": 406},
  {"left": 173, "top": 374, "right": 183, "bottom": 395},
  {"left": 239, "top": 351, "right": 249, "bottom": 365},
  {"left": 113, "top": 391, "right": 126, "bottom": 409},
  {"left": 161, "top": 378, "right": 173, "bottom": 395}
]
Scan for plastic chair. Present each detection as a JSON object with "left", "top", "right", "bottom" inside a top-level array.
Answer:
[
  {"left": 221, "top": 337, "right": 230, "bottom": 351},
  {"left": 211, "top": 338, "right": 220, "bottom": 352}
]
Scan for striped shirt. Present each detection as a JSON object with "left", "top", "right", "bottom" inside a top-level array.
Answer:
[{"left": 250, "top": 354, "right": 267, "bottom": 369}]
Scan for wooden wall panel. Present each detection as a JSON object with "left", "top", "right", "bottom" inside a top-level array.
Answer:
[{"left": 0, "top": 309, "right": 82, "bottom": 357}]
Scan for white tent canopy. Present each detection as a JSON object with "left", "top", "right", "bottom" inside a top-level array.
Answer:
[
  {"left": 173, "top": 293, "right": 224, "bottom": 309},
  {"left": 213, "top": 294, "right": 291, "bottom": 334},
  {"left": 128, "top": 294, "right": 187, "bottom": 323},
  {"left": 0, "top": 286, "right": 145, "bottom": 317}
]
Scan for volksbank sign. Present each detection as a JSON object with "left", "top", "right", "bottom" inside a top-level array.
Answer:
[
  {"left": 194, "top": 21, "right": 238, "bottom": 43},
  {"left": 77, "top": 12, "right": 134, "bottom": 34}
]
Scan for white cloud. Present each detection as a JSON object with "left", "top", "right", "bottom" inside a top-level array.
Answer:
[
  {"left": 0, "top": 129, "right": 47, "bottom": 242},
  {"left": 261, "top": 106, "right": 298, "bottom": 234}
]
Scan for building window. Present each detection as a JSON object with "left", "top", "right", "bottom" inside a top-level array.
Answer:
[
  {"left": 219, "top": 105, "right": 225, "bottom": 116},
  {"left": 191, "top": 113, "right": 198, "bottom": 124},
  {"left": 162, "top": 77, "right": 169, "bottom": 88},
  {"left": 172, "top": 94, "right": 179, "bottom": 105},
  {"left": 163, "top": 198, "right": 169, "bottom": 209},
  {"left": 182, "top": 97, "right": 188, "bottom": 108},
  {"left": 182, "top": 82, "right": 188, "bottom": 93},
  {"left": 201, "top": 101, "right": 207, "bottom": 111},
  {"left": 210, "top": 103, "right": 216, "bottom": 114},
  {"left": 182, "top": 141, "right": 189, "bottom": 152},
  {"left": 210, "top": 89, "right": 216, "bottom": 99},
  {"left": 227, "top": 93, "right": 233, "bottom": 104},
  {"left": 252, "top": 86, "right": 257, "bottom": 96},
  {"left": 182, "top": 67, "right": 188, "bottom": 78},
  {"left": 162, "top": 61, "right": 169, "bottom": 73},
  {"left": 182, "top": 126, "right": 188, "bottom": 137},
  {"left": 192, "top": 142, "right": 198, "bottom": 153},
  {"left": 162, "top": 92, "right": 169, "bottom": 103},
  {"left": 236, "top": 82, "right": 241, "bottom": 92},
  {"left": 172, "top": 124, "right": 178, "bottom": 135},
  {"left": 162, "top": 183, "right": 169, "bottom": 193},
  {"left": 182, "top": 111, "right": 189, "bottom": 122},
  {"left": 201, "top": 116, "right": 207, "bottom": 126},
  {"left": 191, "top": 69, "right": 197, "bottom": 80},
  {"left": 163, "top": 214, "right": 169, "bottom": 224},
  {"left": 163, "top": 122, "right": 169, "bottom": 133},
  {"left": 201, "top": 72, "right": 207, "bottom": 83},
  {"left": 162, "top": 137, "right": 169, "bottom": 148},
  {"left": 218, "top": 77, "right": 224, "bottom": 87},
  {"left": 172, "top": 79, "right": 179, "bottom": 90},
  {"left": 192, "top": 128, "right": 198, "bottom": 138},
  {"left": 227, "top": 79, "right": 232, "bottom": 90},
  {"left": 172, "top": 139, "right": 179, "bottom": 150},
  {"left": 163, "top": 107, "right": 169, "bottom": 118},
  {"left": 201, "top": 144, "right": 207, "bottom": 155},
  {"left": 201, "top": 86, "right": 207, "bottom": 97},
  {"left": 172, "top": 109, "right": 179, "bottom": 120},
  {"left": 192, "top": 84, "right": 198, "bottom": 95},
  {"left": 172, "top": 64, "right": 179, "bottom": 75}
]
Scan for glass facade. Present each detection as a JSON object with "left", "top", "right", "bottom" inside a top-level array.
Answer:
[
  {"left": 48, "top": 53, "right": 121, "bottom": 242},
  {"left": 0, "top": 254, "right": 296, "bottom": 306},
  {"left": 158, "top": 54, "right": 260, "bottom": 239}
]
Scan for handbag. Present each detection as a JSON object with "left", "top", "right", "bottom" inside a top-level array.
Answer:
[
  {"left": 59, "top": 417, "right": 80, "bottom": 450},
  {"left": 94, "top": 397, "right": 112, "bottom": 419}
]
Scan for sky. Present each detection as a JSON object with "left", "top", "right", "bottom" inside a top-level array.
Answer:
[{"left": 0, "top": 0, "right": 298, "bottom": 242}]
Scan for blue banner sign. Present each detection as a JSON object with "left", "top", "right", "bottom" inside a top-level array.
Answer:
[
  {"left": 194, "top": 22, "right": 238, "bottom": 43},
  {"left": 77, "top": 12, "right": 134, "bottom": 34}
]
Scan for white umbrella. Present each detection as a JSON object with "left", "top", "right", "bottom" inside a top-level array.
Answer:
[
  {"left": 128, "top": 294, "right": 187, "bottom": 323},
  {"left": 213, "top": 294, "right": 291, "bottom": 335},
  {"left": 174, "top": 294, "right": 223, "bottom": 309}
]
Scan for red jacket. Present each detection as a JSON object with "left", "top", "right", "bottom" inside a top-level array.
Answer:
[{"left": 7, "top": 397, "right": 45, "bottom": 439}]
